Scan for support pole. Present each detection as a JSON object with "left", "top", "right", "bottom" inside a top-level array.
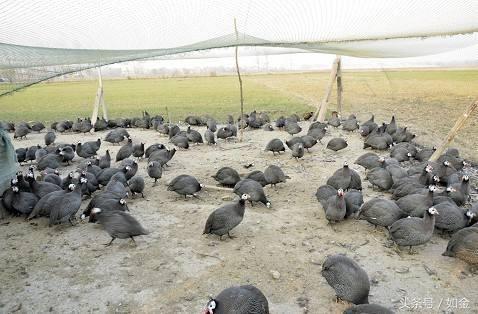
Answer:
[
  {"left": 428, "top": 100, "right": 477, "bottom": 162},
  {"left": 313, "top": 56, "right": 341, "bottom": 122},
  {"left": 234, "top": 18, "right": 244, "bottom": 142},
  {"left": 336, "top": 57, "right": 343, "bottom": 114},
  {"left": 91, "top": 67, "right": 107, "bottom": 127}
]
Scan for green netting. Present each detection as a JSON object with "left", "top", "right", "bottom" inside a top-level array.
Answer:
[
  {"left": 0, "top": 0, "right": 477, "bottom": 96},
  {"left": 0, "top": 128, "right": 18, "bottom": 194}
]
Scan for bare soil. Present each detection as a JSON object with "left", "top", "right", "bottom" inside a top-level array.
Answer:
[{"left": 1, "top": 122, "right": 477, "bottom": 313}]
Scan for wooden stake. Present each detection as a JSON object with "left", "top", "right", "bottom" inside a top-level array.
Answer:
[
  {"left": 234, "top": 18, "right": 245, "bottom": 142},
  {"left": 91, "top": 67, "right": 107, "bottom": 128},
  {"left": 336, "top": 57, "right": 343, "bottom": 114},
  {"left": 313, "top": 56, "right": 341, "bottom": 122},
  {"left": 429, "top": 100, "right": 477, "bottom": 162}
]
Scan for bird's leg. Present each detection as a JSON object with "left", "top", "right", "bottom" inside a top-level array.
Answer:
[
  {"left": 141, "top": 193, "right": 144, "bottom": 198},
  {"left": 219, "top": 235, "right": 226, "bottom": 241},
  {"left": 249, "top": 200, "right": 254, "bottom": 207},
  {"left": 227, "top": 232, "right": 236, "bottom": 239},
  {"left": 104, "top": 237, "right": 116, "bottom": 246},
  {"left": 130, "top": 236, "right": 137, "bottom": 246}
]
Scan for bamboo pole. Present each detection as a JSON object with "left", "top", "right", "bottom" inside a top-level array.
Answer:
[
  {"left": 336, "top": 57, "right": 343, "bottom": 114},
  {"left": 313, "top": 56, "right": 340, "bottom": 122},
  {"left": 429, "top": 100, "right": 477, "bottom": 162},
  {"left": 234, "top": 18, "right": 245, "bottom": 142}
]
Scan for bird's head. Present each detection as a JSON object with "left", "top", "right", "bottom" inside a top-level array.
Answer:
[{"left": 203, "top": 298, "right": 217, "bottom": 314}]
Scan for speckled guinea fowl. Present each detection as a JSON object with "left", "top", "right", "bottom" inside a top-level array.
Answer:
[
  {"left": 212, "top": 167, "right": 241, "bottom": 187},
  {"left": 49, "top": 179, "right": 85, "bottom": 226},
  {"left": 291, "top": 143, "right": 304, "bottom": 160},
  {"left": 204, "top": 128, "right": 216, "bottom": 145},
  {"left": 128, "top": 176, "right": 145, "bottom": 198},
  {"left": 344, "top": 304, "right": 395, "bottom": 314},
  {"left": 358, "top": 198, "right": 406, "bottom": 227},
  {"left": 325, "top": 189, "right": 346, "bottom": 223},
  {"left": 442, "top": 226, "right": 478, "bottom": 265},
  {"left": 167, "top": 174, "right": 203, "bottom": 198},
  {"left": 327, "top": 138, "right": 348, "bottom": 151},
  {"left": 233, "top": 179, "right": 270, "bottom": 208},
  {"left": 327, "top": 162, "right": 362, "bottom": 191},
  {"left": 354, "top": 152, "right": 382, "bottom": 170},
  {"left": 27, "top": 184, "right": 75, "bottom": 220},
  {"left": 307, "top": 127, "right": 327, "bottom": 142},
  {"left": 10, "top": 186, "right": 38, "bottom": 216},
  {"left": 26, "top": 171, "right": 62, "bottom": 198},
  {"left": 147, "top": 161, "right": 162, "bottom": 185},
  {"left": 263, "top": 165, "right": 290, "bottom": 187},
  {"left": 390, "top": 207, "right": 439, "bottom": 252},
  {"left": 344, "top": 190, "right": 363, "bottom": 218},
  {"left": 91, "top": 208, "right": 149, "bottom": 246},
  {"left": 245, "top": 170, "right": 268, "bottom": 187},
  {"left": 203, "top": 194, "right": 250, "bottom": 239},
  {"left": 321, "top": 254, "right": 370, "bottom": 304},
  {"left": 264, "top": 138, "right": 285, "bottom": 155},
  {"left": 445, "top": 175, "right": 470, "bottom": 206},
  {"left": 315, "top": 185, "right": 337, "bottom": 209},
  {"left": 396, "top": 185, "right": 436, "bottom": 217},
  {"left": 284, "top": 121, "right": 302, "bottom": 135},
  {"left": 203, "top": 285, "right": 269, "bottom": 314},
  {"left": 434, "top": 202, "right": 475, "bottom": 233},
  {"left": 116, "top": 138, "right": 134, "bottom": 161},
  {"left": 366, "top": 159, "right": 393, "bottom": 191},
  {"left": 44, "top": 131, "right": 56, "bottom": 146}
]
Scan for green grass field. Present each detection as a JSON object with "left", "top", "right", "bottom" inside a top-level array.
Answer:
[{"left": 1, "top": 70, "right": 477, "bottom": 159}]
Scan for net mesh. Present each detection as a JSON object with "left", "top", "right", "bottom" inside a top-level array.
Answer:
[{"left": 0, "top": 0, "right": 477, "bottom": 95}]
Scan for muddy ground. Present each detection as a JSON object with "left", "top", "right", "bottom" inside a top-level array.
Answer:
[{"left": 1, "top": 118, "right": 477, "bottom": 313}]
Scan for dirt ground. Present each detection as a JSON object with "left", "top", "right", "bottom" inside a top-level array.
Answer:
[{"left": 1, "top": 120, "right": 477, "bottom": 314}]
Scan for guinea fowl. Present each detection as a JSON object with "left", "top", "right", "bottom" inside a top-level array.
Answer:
[
  {"left": 284, "top": 121, "right": 302, "bottom": 135},
  {"left": 233, "top": 179, "right": 270, "bottom": 208},
  {"left": 132, "top": 143, "right": 145, "bottom": 159},
  {"left": 342, "top": 116, "right": 359, "bottom": 131},
  {"left": 264, "top": 165, "right": 290, "bottom": 187},
  {"left": 203, "top": 194, "right": 251, "bottom": 240},
  {"left": 307, "top": 127, "right": 327, "bottom": 143},
  {"left": 148, "top": 147, "right": 176, "bottom": 167},
  {"left": 207, "top": 118, "right": 217, "bottom": 132},
  {"left": 434, "top": 202, "right": 475, "bottom": 233},
  {"left": 59, "top": 146, "right": 75, "bottom": 164},
  {"left": 128, "top": 176, "right": 145, "bottom": 198},
  {"left": 167, "top": 174, "right": 203, "bottom": 198},
  {"left": 79, "top": 171, "right": 99, "bottom": 196},
  {"left": 170, "top": 134, "right": 189, "bottom": 149},
  {"left": 217, "top": 125, "right": 235, "bottom": 141},
  {"left": 36, "top": 153, "right": 62, "bottom": 171},
  {"left": 76, "top": 139, "right": 101, "bottom": 158},
  {"left": 300, "top": 135, "right": 318, "bottom": 152},
  {"left": 44, "top": 131, "right": 56, "bottom": 146},
  {"left": 327, "top": 162, "right": 362, "bottom": 191},
  {"left": 105, "top": 128, "right": 129, "bottom": 144},
  {"left": 147, "top": 161, "right": 162, "bottom": 185},
  {"left": 28, "top": 184, "right": 75, "bottom": 220},
  {"left": 262, "top": 123, "right": 274, "bottom": 131},
  {"left": 212, "top": 167, "right": 241, "bottom": 187},
  {"left": 97, "top": 166, "right": 131, "bottom": 186},
  {"left": 10, "top": 186, "right": 38, "bottom": 216},
  {"left": 321, "top": 254, "right": 370, "bottom": 304},
  {"left": 116, "top": 138, "right": 133, "bottom": 161},
  {"left": 390, "top": 147, "right": 411, "bottom": 162},
  {"left": 315, "top": 185, "right": 338, "bottom": 209},
  {"left": 324, "top": 189, "right": 346, "bottom": 223},
  {"left": 31, "top": 122, "right": 45, "bottom": 132},
  {"left": 359, "top": 115, "right": 378, "bottom": 137},
  {"left": 363, "top": 129, "right": 391, "bottom": 150},
  {"left": 35, "top": 147, "right": 48, "bottom": 161},
  {"left": 396, "top": 185, "right": 437, "bottom": 217},
  {"left": 25, "top": 145, "right": 39, "bottom": 163},
  {"left": 415, "top": 146, "right": 436, "bottom": 162},
  {"left": 445, "top": 176, "right": 470, "bottom": 206},
  {"left": 48, "top": 179, "right": 85, "bottom": 226},
  {"left": 42, "top": 170, "right": 62, "bottom": 187},
  {"left": 435, "top": 160, "right": 457, "bottom": 185},
  {"left": 385, "top": 115, "right": 397, "bottom": 135},
  {"left": 327, "top": 138, "right": 348, "bottom": 151},
  {"left": 144, "top": 143, "right": 166, "bottom": 158},
  {"left": 344, "top": 190, "right": 364, "bottom": 218},
  {"left": 390, "top": 207, "right": 439, "bottom": 253},
  {"left": 285, "top": 136, "right": 303, "bottom": 150},
  {"left": 86, "top": 161, "right": 102, "bottom": 178},
  {"left": 204, "top": 128, "right": 216, "bottom": 145},
  {"left": 327, "top": 111, "right": 341, "bottom": 127},
  {"left": 86, "top": 199, "right": 129, "bottom": 223},
  {"left": 264, "top": 138, "right": 285, "bottom": 155},
  {"left": 354, "top": 152, "right": 382, "bottom": 170},
  {"left": 14, "top": 124, "right": 30, "bottom": 139},
  {"left": 90, "top": 208, "right": 149, "bottom": 246},
  {"left": 291, "top": 143, "right": 304, "bottom": 160},
  {"left": 392, "top": 126, "right": 415, "bottom": 143},
  {"left": 245, "top": 170, "right": 268, "bottom": 187},
  {"left": 26, "top": 171, "right": 62, "bottom": 198},
  {"left": 203, "top": 285, "right": 269, "bottom": 314},
  {"left": 358, "top": 198, "right": 406, "bottom": 227},
  {"left": 366, "top": 159, "right": 393, "bottom": 191},
  {"left": 275, "top": 116, "right": 286, "bottom": 128},
  {"left": 186, "top": 126, "right": 203, "bottom": 144},
  {"left": 344, "top": 304, "right": 395, "bottom": 314},
  {"left": 442, "top": 226, "right": 478, "bottom": 266}
]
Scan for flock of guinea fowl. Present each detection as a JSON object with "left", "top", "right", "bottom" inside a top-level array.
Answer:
[{"left": 1, "top": 110, "right": 477, "bottom": 314}]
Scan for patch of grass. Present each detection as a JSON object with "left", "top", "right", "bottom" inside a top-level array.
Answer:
[{"left": 1, "top": 69, "right": 477, "bottom": 160}]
